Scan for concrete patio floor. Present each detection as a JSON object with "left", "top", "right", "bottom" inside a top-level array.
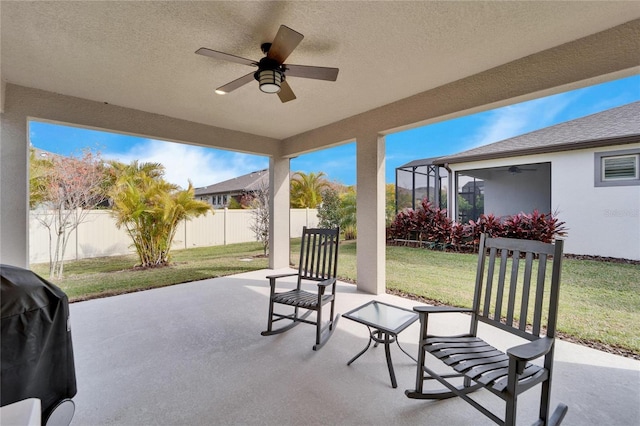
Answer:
[{"left": 69, "top": 269, "right": 640, "bottom": 426}]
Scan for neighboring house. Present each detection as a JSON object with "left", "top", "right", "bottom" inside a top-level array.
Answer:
[
  {"left": 434, "top": 101, "right": 640, "bottom": 260},
  {"left": 195, "top": 169, "right": 268, "bottom": 208}
]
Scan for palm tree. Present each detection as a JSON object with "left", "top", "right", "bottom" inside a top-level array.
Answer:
[
  {"left": 109, "top": 161, "right": 211, "bottom": 267},
  {"left": 29, "top": 148, "right": 53, "bottom": 209},
  {"left": 339, "top": 187, "right": 357, "bottom": 240},
  {"left": 290, "top": 171, "right": 330, "bottom": 208}
]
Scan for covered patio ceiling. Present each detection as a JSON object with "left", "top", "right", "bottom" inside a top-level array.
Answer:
[
  {"left": 2, "top": 2, "right": 639, "bottom": 145},
  {"left": 1, "top": 2, "right": 639, "bottom": 293}
]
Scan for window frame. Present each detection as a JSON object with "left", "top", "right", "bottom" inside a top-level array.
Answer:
[{"left": 594, "top": 148, "right": 640, "bottom": 187}]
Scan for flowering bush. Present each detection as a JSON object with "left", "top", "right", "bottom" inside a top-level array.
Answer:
[{"left": 387, "top": 200, "right": 567, "bottom": 253}]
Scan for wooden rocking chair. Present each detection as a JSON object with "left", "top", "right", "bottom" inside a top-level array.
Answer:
[
  {"left": 261, "top": 227, "right": 340, "bottom": 351},
  {"left": 406, "top": 234, "right": 568, "bottom": 426}
]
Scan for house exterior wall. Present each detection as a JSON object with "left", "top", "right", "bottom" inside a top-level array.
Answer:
[
  {"left": 551, "top": 143, "right": 640, "bottom": 260},
  {"left": 449, "top": 143, "right": 640, "bottom": 260}
]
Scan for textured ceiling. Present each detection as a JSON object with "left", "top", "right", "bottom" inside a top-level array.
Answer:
[{"left": 2, "top": 1, "right": 639, "bottom": 140}]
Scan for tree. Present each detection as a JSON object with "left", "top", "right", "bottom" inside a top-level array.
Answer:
[
  {"left": 395, "top": 187, "right": 413, "bottom": 212},
  {"left": 385, "top": 183, "right": 396, "bottom": 226},
  {"left": 339, "top": 187, "right": 357, "bottom": 240},
  {"left": 290, "top": 171, "right": 330, "bottom": 208},
  {"left": 317, "top": 187, "right": 341, "bottom": 229},
  {"left": 249, "top": 180, "right": 270, "bottom": 256},
  {"left": 109, "top": 161, "right": 212, "bottom": 268},
  {"left": 227, "top": 197, "right": 244, "bottom": 209},
  {"left": 29, "top": 148, "right": 54, "bottom": 209},
  {"left": 31, "top": 150, "right": 110, "bottom": 279}
]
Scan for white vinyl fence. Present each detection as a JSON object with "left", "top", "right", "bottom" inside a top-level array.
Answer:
[{"left": 29, "top": 208, "right": 319, "bottom": 264}]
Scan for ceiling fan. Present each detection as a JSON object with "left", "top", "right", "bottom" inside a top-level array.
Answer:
[
  {"left": 196, "top": 25, "right": 339, "bottom": 103},
  {"left": 504, "top": 166, "right": 537, "bottom": 174}
]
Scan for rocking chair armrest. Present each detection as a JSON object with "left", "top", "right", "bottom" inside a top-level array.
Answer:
[
  {"left": 265, "top": 273, "right": 299, "bottom": 289},
  {"left": 317, "top": 277, "right": 337, "bottom": 288},
  {"left": 413, "top": 306, "right": 474, "bottom": 314},
  {"left": 266, "top": 272, "right": 299, "bottom": 281},
  {"left": 507, "top": 336, "right": 554, "bottom": 362}
]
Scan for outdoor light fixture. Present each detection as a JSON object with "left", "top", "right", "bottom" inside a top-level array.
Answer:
[{"left": 256, "top": 69, "right": 282, "bottom": 94}]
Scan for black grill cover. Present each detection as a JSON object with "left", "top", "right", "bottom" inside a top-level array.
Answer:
[{"left": 1, "top": 264, "right": 77, "bottom": 420}]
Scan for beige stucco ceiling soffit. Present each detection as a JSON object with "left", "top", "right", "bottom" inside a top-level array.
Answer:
[{"left": 280, "top": 19, "right": 640, "bottom": 158}]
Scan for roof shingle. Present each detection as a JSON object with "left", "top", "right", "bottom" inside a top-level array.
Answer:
[
  {"left": 195, "top": 169, "right": 268, "bottom": 196},
  {"left": 436, "top": 101, "right": 640, "bottom": 164}
]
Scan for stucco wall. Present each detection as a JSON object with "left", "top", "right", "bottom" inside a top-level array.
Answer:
[
  {"left": 450, "top": 144, "right": 640, "bottom": 260},
  {"left": 551, "top": 143, "right": 640, "bottom": 260}
]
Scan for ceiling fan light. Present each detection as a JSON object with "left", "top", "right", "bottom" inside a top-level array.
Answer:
[
  {"left": 258, "top": 69, "right": 282, "bottom": 94},
  {"left": 215, "top": 89, "right": 227, "bottom": 95}
]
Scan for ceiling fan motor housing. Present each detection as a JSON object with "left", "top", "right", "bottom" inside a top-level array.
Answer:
[
  {"left": 260, "top": 43, "right": 272, "bottom": 54},
  {"left": 254, "top": 57, "right": 286, "bottom": 93}
]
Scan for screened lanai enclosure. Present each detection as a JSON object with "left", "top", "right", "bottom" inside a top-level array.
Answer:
[{"left": 395, "top": 158, "right": 448, "bottom": 213}]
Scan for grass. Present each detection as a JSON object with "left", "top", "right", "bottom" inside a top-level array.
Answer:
[
  {"left": 380, "top": 244, "right": 640, "bottom": 356},
  {"left": 32, "top": 240, "right": 640, "bottom": 356},
  {"left": 30, "top": 241, "right": 269, "bottom": 301}
]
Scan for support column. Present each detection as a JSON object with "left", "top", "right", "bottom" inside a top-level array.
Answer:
[
  {"left": 269, "top": 156, "right": 290, "bottom": 269},
  {"left": 0, "top": 86, "right": 29, "bottom": 267},
  {"left": 356, "top": 133, "right": 386, "bottom": 294}
]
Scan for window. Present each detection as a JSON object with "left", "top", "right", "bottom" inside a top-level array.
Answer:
[
  {"left": 595, "top": 149, "right": 640, "bottom": 187},
  {"left": 602, "top": 155, "right": 638, "bottom": 180}
]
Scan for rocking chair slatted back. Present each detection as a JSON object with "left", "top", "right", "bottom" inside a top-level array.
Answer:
[
  {"left": 406, "top": 234, "right": 568, "bottom": 426},
  {"left": 262, "top": 227, "right": 340, "bottom": 351},
  {"left": 298, "top": 227, "right": 339, "bottom": 283},
  {"left": 473, "top": 235, "right": 564, "bottom": 342}
]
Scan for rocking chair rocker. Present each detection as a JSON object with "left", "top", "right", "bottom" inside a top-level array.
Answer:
[
  {"left": 261, "top": 227, "right": 340, "bottom": 350},
  {"left": 406, "top": 234, "right": 568, "bottom": 426}
]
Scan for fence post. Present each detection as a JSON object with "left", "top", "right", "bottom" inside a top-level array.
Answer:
[{"left": 224, "top": 207, "right": 228, "bottom": 245}]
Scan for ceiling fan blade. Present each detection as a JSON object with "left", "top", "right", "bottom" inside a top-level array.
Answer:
[
  {"left": 277, "top": 80, "right": 296, "bottom": 103},
  {"left": 284, "top": 64, "right": 339, "bottom": 81},
  {"left": 267, "top": 25, "right": 304, "bottom": 64},
  {"left": 195, "top": 48, "right": 258, "bottom": 67},
  {"left": 215, "top": 72, "right": 255, "bottom": 94}
]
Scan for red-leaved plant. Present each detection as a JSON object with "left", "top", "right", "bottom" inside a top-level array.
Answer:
[{"left": 387, "top": 200, "right": 568, "bottom": 253}]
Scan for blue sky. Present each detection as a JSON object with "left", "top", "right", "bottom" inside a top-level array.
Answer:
[{"left": 30, "top": 75, "right": 639, "bottom": 188}]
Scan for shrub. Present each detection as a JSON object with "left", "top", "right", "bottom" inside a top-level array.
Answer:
[
  {"left": 387, "top": 200, "right": 453, "bottom": 250},
  {"left": 317, "top": 188, "right": 341, "bottom": 229},
  {"left": 503, "top": 210, "right": 567, "bottom": 243},
  {"left": 387, "top": 200, "right": 567, "bottom": 253},
  {"left": 418, "top": 200, "right": 452, "bottom": 250},
  {"left": 465, "top": 213, "right": 505, "bottom": 251}
]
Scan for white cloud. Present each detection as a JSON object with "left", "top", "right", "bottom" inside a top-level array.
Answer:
[
  {"left": 464, "top": 92, "right": 577, "bottom": 150},
  {"left": 103, "top": 140, "right": 268, "bottom": 188}
]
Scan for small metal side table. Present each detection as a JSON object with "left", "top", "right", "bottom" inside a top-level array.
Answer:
[{"left": 342, "top": 300, "right": 418, "bottom": 388}]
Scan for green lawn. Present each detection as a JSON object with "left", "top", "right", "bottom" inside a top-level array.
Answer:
[
  {"left": 30, "top": 241, "right": 269, "bottom": 301},
  {"left": 31, "top": 240, "right": 640, "bottom": 356},
  {"left": 379, "top": 243, "right": 640, "bottom": 356}
]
